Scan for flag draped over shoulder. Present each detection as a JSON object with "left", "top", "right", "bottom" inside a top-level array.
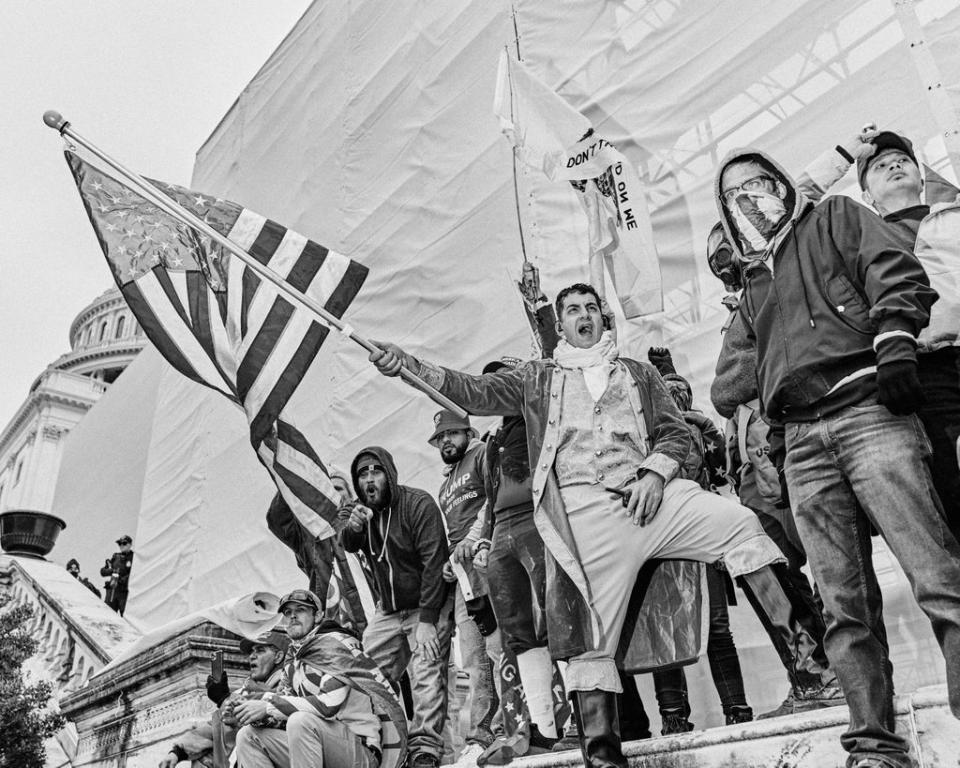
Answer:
[
  {"left": 493, "top": 51, "right": 663, "bottom": 317},
  {"left": 64, "top": 150, "right": 368, "bottom": 542}
]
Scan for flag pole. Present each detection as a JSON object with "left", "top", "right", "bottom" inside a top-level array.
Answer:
[{"left": 43, "top": 110, "right": 467, "bottom": 419}]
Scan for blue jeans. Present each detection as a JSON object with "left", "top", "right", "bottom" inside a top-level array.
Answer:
[
  {"left": 454, "top": 586, "right": 501, "bottom": 747},
  {"left": 362, "top": 596, "right": 456, "bottom": 758},
  {"left": 784, "top": 399, "right": 960, "bottom": 768}
]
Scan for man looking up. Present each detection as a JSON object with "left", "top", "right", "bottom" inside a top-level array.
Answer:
[
  {"left": 855, "top": 131, "right": 960, "bottom": 538},
  {"left": 716, "top": 148, "right": 960, "bottom": 768},
  {"left": 340, "top": 448, "right": 453, "bottom": 768},
  {"left": 367, "top": 283, "right": 801, "bottom": 768},
  {"left": 234, "top": 590, "right": 405, "bottom": 768}
]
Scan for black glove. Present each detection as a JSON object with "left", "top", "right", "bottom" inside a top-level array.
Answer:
[
  {"left": 647, "top": 346, "right": 676, "bottom": 375},
  {"left": 206, "top": 672, "right": 230, "bottom": 706},
  {"left": 876, "top": 360, "right": 925, "bottom": 416}
]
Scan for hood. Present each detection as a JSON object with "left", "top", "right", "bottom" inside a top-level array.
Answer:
[
  {"left": 350, "top": 445, "right": 400, "bottom": 507},
  {"left": 714, "top": 148, "right": 810, "bottom": 263}
]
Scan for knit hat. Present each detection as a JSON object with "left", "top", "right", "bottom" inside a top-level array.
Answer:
[{"left": 858, "top": 131, "right": 917, "bottom": 189}]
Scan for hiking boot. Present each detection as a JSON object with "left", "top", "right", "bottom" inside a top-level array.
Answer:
[
  {"left": 659, "top": 710, "right": 694, "bottom": 735},
  {"left": 793, "top": 678, "right": 846, "bottom": 712},
  {"left": 724, "top": 705, "right": 753, "bottom": 725},
  {"left": 759, "top": 679, "right": 845, "bottom": 719}
]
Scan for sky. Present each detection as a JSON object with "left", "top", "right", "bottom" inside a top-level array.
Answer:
[{"left": 0, "top": 1, "right": 312, "bottom": 428}]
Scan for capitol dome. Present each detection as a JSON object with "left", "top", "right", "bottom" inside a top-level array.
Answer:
[{"left": 49, "top": 287, "right": 146, "bottom": 385}]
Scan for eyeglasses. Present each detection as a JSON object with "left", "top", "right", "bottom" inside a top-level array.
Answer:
[{"left": 721, "top": 175, "right": 776, "bottom": 205}]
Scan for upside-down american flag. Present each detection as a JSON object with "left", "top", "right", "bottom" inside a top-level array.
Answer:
[{"left": 64, "top": 150, "right": 366, "bottom": 547}]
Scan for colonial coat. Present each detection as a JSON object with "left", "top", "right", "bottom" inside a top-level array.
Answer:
[{"left": 417, "top": 355, "right": 707, "bottom": 670}]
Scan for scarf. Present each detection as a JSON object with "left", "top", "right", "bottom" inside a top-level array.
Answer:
[
  {"left": 553, "top": 331, "right": 619, "bottom": 401},
  {"left": 730, "top": 190, "right": 788, "bottom": 259}
]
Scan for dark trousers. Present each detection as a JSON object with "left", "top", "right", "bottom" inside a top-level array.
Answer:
[
  {"left": 652, "top": 567, "right": 747, "bottom": 715},
  {"left": 918, "top": 346, "right": 960, "bottom": 541},
  {"left": 739, "top": 467, "right": 828, "bottom": 670},
  {"left": 486, "top": 514, "right": 547, "bottom": 655}
]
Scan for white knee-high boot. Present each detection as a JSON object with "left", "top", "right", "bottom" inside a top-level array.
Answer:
[{"left": 516, "top": 646, "right": 558, "bottom": 738}]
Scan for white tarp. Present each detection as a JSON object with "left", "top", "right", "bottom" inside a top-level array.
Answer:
[{"left": 52, "top": 0, "right": 960, "bottom": 727}]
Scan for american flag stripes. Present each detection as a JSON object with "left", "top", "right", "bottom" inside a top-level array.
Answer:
[{"left": 65, "top": 150, "right": 367, "bottom": 540}]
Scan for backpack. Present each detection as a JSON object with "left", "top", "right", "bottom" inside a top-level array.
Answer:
[{"left": 725, "top": 399, "right": 781, "bottom": 505}]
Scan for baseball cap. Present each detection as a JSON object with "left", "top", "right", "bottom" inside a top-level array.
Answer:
[
  {"left": 428, "top": 409, "right": 477, "bottom": 447},
  {"left": 858, "top": 131, "right": 917, "bottom": 189},
  {"left": 116, "top": 535, "right": 133, "bottom": 545},
  {"left": 239, "top": 629, "right": 290, "bottom": 655},
  {"left": 277, "top": 588, "right": 324, "bottom": 613}
]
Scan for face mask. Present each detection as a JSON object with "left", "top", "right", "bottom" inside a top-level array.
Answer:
[{"left": 730, "top": 190, "right": 788, "bottom": 258}]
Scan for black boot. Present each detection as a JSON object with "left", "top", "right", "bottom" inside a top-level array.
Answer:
[
  {"left": 571, "top": 690, "right": 628, "bottom": 768},
  {"left": 659, "top": 708, "right": 694, "bottom": 735},
  {"left": 724, "top": 705, "right": 753, "bottom": 725},
  {"left": 736, "top": 565, "right": 845, "bottom": 717}
]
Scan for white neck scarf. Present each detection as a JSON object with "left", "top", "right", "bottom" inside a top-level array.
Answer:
[{"left": 554, "top": 331, "right": 619, "bottom": 401}]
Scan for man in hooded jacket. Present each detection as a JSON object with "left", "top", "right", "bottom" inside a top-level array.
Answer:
[
  {"left": 340, "top": 447, "right": 454, "bottom": 768},
  {"left": 716, "top": 149, "right": 960, "bottom": 768},
  {"left": 365, "top": 283, "right": 808, "bottom": 768}
]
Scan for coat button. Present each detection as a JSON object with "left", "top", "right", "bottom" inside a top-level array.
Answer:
[
  {"left": 546, "top": 444, "right": 553, "bottom": 450},
  {"left": 595, "top": 450, "right": 602, "bottom": 456},
  {"left": 549, "top": 419, "right": 556, "bottom": 425},
  {"left": 552, "top": 393, "right": 559, "bottom": 398},
  {"left": 542, "top": 463, "right": 548, "bottom": 470},
  {"left": 594, "top": 406, "right": 601, "bottom": 414}
]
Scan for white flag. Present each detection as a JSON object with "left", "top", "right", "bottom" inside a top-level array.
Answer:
[{"left": 494, "top": 51, "right": 663, "bottom": 317}]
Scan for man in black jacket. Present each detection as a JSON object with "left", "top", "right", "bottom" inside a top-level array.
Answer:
[
  {"left": 717, "top": 148, "right": 960, "bottom": 768},
  {"left": 100, "top": 535, "right": 133, "bottom": 615},
  {"left": 340, "top": 446, "right": 453, "bottom": 768}
]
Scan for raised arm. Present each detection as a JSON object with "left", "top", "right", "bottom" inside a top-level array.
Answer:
[{"left": 369, "top": 341, "right": 526, "bottom": 416}]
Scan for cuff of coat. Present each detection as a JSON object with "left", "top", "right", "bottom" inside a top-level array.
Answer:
[
  {"left": 414, "top": 359, "right": 446, "bottom": 390},
  {"left": 874, "top": 333, "right": 918, "bottom": 366},
  {"left": 564, "top": 658, "right": 623, "bottom": 693},
  {"left": 418, "top": 606, "right": 440, "bottom": 625},
  {"left": 639, "top": 452, "right": 680, "bottom": 484}
]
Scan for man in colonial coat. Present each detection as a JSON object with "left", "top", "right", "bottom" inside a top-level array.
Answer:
[{"left": 369, "top": 283, "right": 799, "bottom": 768}]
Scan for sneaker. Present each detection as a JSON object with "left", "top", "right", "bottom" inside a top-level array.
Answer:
[
  {"left": 409, "top": 752, "right": 441, "bottom": 768},
  {"left": 660, "top": 711, "right": 694, "bottom": 735},
  {"left": 724, "top": 706, "right": 753, "bottom": 725},
  {"left": 453, "top": 743, "right": 485, "bottom": 768}
]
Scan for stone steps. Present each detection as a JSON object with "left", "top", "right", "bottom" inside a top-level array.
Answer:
[{"left": 511, "top": 686, "right": 956, "bottom": 768}]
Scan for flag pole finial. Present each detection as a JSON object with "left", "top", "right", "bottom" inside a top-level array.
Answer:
[{"left": 43, "top": 110, "right": 68, "bottom": 133}]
